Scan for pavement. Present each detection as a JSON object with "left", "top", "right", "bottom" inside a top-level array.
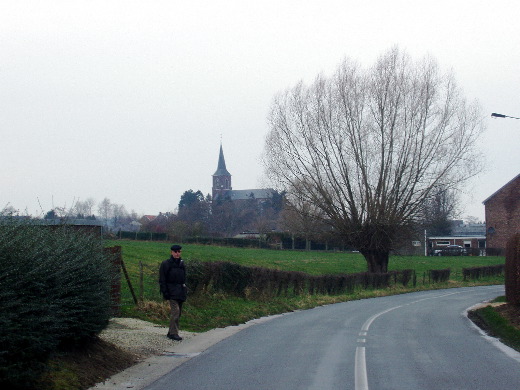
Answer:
[{"left": 90, "top": 314, "right": 284, "bottom": 390}]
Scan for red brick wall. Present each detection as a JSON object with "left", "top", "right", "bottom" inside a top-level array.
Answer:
[{"left": 485, "top": 176, "right": 520, "bottom": 252}]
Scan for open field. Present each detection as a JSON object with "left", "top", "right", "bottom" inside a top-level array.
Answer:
[
  {"left": 106, "top": 239, "right": 504, "bottom": 277},
  {"left": 105, "top": 240, "right": 506, "bottom": 332}
]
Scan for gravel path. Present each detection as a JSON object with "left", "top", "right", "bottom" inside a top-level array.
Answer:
[{"left": 98, "top": 318, "right": 197, "bottom": 359}]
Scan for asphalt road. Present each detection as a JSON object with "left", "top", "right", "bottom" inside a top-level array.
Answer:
[{"left": 144, "top": 286, "right": 520, "bottom": 390}]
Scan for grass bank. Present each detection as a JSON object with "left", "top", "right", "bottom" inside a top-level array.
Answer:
[{"left": 468, "top": 297, "right": 520, "bottom": 352}]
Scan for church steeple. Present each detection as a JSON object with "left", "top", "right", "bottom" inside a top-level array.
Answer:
[
  {"left": 212, "top": 143, "right": 232, "bottom": 200},
  {"left": 213, "top": 143, "right": 231, "bottom": 176}
]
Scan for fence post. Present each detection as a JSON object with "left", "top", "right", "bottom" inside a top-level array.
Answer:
[
  {"left": 120, "top": 257, "right": 138, "bottom": 305},
  {"left": 104, "top": 246, "right": 122, "bottom": 316},
  {"left": 139, "top": 261, "right": 144, "bottom": 302}
]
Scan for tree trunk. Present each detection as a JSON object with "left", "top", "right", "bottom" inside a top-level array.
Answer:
[{"left": 361, "top": 250, "right": 390, "bottom": 273}]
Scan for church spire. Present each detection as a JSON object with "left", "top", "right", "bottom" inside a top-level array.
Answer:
[
  {"left": 212, "top": 143, "right": 232, "bottom": 200},
  {"left": 213, "top": 143, "right": 231, "bottom": 176}
]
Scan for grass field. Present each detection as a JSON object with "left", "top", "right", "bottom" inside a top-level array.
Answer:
[
  {"left": 106, "top": 239, "right": 504, "bottom": 277},
  {"left": 105, "top": 239, "right": 506, "bottom": 332}
]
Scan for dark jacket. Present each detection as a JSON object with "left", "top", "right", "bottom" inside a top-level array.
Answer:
[{"left": 159, "top": 257, "right": 187, "bottom": 301}]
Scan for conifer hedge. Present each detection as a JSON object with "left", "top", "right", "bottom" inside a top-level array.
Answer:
[{"left": 0, "top": 218, "right": 113, "bottom": 389}]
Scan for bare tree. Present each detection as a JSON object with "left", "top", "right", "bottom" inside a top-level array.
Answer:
[
  {"left": 112, "top": 203, "right": 129, "bottom": 227},
  {"left": 1, "top": 205, "right": 18, "bottom": 216},
  {"left": 73, "top": 197, "right": 96, "bottom": 218},
  {"left": 420, "top": 186, "right": 459, "bottom": 236},
  {"left": 84, "top": 197, "right": 95, "bottom": 216},
  {"left": 97, "top": 198, "right": 113, "bottom": 226},
  {"left": 263, "top": 47, "right": 484, "bottom": 272},
  {"left": 281, "top": 180, "right": 328, "bottom": 250}
]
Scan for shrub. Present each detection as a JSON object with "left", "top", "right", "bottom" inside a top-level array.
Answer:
[
  {"left": 0, "top": 219, "right": 113, "bottom": 389},
  {"left": 429, "top": 268, "right": 451, "bottom": 283},
  {"left": 462, "top": 264, "right": 505, "bottom": 280}
]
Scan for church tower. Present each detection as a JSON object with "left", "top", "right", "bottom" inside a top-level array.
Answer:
[{"left": 212, "top": 144, "right": 232, "bottom": 200}]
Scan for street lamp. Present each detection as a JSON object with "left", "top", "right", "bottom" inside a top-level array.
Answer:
[{"left": 491, "top": 112, "right": 520, "bottom": 119}]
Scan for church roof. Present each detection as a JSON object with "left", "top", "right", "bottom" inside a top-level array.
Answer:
[
  {"left": 213, "top": 144, "right": 231, "bottom": 176},
  {"left": 226, "top": 189, "right": 274, "bottom": 200}
]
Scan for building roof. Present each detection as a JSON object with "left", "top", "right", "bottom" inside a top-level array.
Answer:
[
  {"left": 428, "top": 236, "right": 486, "bottom": 240},
  {"left": 226, "top": 189, "right": 274, "bottom": 201},
  {"left": 43, "top": 218, "right": 104, "bottom": 226},
  {"left": 482, "top": 173, "right": 520, "bottom": 204},
  {"left": 213, "top": 144, "right": 231, "bottom": 177},
  {"left": 451, "top": 223, "right": 486, "bottom": 236}
]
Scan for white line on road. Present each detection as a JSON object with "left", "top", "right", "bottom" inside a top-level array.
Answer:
[
  {"left": 355, "top": 347, "right": 368, "bottom": 390},
  {"left": 354, "top": 290, "right": 468, "bottom": 390}
]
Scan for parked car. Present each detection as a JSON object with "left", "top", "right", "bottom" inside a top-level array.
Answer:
[{"left": 433, "top": 245, "right": 467, "bottom": 256}]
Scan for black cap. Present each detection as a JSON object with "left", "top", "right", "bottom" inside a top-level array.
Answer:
[{"left": 170, "top": 244, "right": 182, "bottom": 251}]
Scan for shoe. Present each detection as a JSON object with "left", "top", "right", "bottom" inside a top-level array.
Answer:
[{"left": 167, "top": 333, "right": 183, "bottom": 341}]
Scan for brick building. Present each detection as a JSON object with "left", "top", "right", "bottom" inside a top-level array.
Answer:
[{"left": 483, "top": 173, "right": 520, "bottom": 252}]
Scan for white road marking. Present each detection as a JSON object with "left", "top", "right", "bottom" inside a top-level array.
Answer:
[
  {"left": 355, "top": 346, "right": 368, "bottom": 390},
  {"left": 354, "top": 290, "right": 469, "bottom": 390}
]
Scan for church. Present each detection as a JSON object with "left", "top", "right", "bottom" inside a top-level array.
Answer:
[{"left": 212, "top": 144, "right": 274, "bottom": 203}]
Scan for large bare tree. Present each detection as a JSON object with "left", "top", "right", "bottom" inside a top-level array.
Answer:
[
  {"left": 281, "top": 180, "right": 327, "bottom": 250},
  {"left": 263, "top": 48, "right": 484, "bottom": 273}
]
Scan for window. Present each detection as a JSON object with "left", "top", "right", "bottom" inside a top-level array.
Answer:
[{"left": 435, "top": 241, "right": 450, "bottom": 246}]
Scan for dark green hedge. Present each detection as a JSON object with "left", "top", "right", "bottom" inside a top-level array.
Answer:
[
  {"left": 0, "top": 219, "right": 113, "bottom": 389},
  {"left": 428, "top": 268, "right": 451, "bottom": 283},
  {"left": 463, "top": 264, "right": 505, "bottom": 280},
  {"left": 184, "top": 259, "right": 416, "bottom": 298}
]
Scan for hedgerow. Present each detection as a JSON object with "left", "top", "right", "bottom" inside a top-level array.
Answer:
[
  {"left": 0, "top": 218, "right": 113, "bottom": 389},
  {"left": 184, "top": 259, "right": 416, "bottom": 298}
]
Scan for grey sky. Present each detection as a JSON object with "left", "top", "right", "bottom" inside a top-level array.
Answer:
[{"left": 1, "top": 0, "right": 519, "bottom": 220}]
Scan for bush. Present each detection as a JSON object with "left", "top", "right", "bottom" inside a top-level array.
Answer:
[
  {"left": 0, "top": 219, "right": 113, "bottom": 389},
  {"left": 429, "top": 268, "right": 451, "bottom": 283},
  {"left": 462, "top": 264, "right": 505, "bottom": 280}
]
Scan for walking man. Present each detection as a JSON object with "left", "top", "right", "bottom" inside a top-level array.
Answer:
[{"left": 159, "top": 244, "right": 187, "bottom": 341}]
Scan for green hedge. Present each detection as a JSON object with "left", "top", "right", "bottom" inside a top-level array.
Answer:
[
  {"left": 463, "top": 264, "right": 505, "bottom": 280},
  {"left": 184, "top": 259, "right": 416, "bottom": 298},
  {"left": 0, "top": 219, "right": 113, "bottom": 389}
]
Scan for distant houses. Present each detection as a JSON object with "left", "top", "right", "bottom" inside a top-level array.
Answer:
[{"left": 427, "top": 221, "right": 486, "bottom": 256}]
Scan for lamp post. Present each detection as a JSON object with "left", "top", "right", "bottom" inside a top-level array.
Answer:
[{"left": 491, "top": 112, "right": 520, "bottom": 119}]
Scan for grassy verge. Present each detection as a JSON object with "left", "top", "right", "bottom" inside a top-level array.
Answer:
[
  {"left": 468, "top": 298, "right": 520, "bottom": 352},
  {"left": 124, "top": 287, "right": 421, "bottom": 332}
]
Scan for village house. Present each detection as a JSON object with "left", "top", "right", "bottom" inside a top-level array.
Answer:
[{"left": 483, "top": 173, "right": 520, "bottom": 254}]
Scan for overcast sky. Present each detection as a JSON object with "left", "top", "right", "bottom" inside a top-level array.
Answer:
[{"left": 1, "top": 0, "right": 519, "bottom": 220}]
